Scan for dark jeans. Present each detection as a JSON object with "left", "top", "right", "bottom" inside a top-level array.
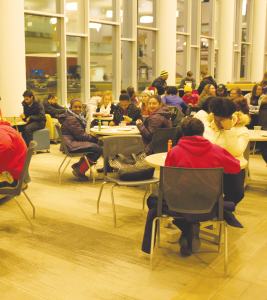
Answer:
[
  {"left": 70, "top": 144, "right": 103, "bottom": 162},
  {"left": 223, "top": 169, "right": 245, "bottom": 205},
  {"left": 22, "top": 121, "right": 46, "bottom": 146}
]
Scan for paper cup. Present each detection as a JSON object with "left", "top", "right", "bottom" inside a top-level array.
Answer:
[
  {"left": 103, "top": 121, "right": 109, "bottom": 126},
  {"left": 254, "top": 126, "right": 262, "bottom": 130}
]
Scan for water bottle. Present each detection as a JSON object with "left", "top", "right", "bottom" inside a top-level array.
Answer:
[{"left": 168, "top": 139, "right": 172, "bottom": 152}]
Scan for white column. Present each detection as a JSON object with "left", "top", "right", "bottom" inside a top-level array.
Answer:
[
  {"left": 217, "top": 0, "right": 235, "bottom": 84},
  {"left": 158, "top": 0, "right": 176, "bottom": 86},
  {"left": 0, "top": 0, "right": 26, "bottom": 117},
  {"left": 251, "top": 0, "right": 266, "bottom": 82}
]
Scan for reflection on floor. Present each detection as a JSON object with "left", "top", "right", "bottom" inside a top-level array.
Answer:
[{"left": 0, "top": 144, "right": 267, "bottom": 300}]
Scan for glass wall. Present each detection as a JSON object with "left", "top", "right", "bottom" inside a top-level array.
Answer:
[
  {"left": 66, "top": 0, "right": 85, "bottom": 34},
  {"left": 90, "top": 23, "right": 115, "bottom": 94},
  {"left": 24, "top": 0, "right": 59, "bottom": 14},
  {"left": 121, "top": 41, "right": 133, "bottom": 90},
  {"left": 25, "top": 14, "right": 61, "bottom": 103},
  {"left": 137, "top": 29, "right": 156, "bottom": 94},
  {"left": 89, "top": 0, "right": 115, "bottom": 22},
  {"left": 176, "top": 0, "right": 187, "bottom": 32},
  {"left": 137, "top": 0, "right": 156, "bottom": 28}
]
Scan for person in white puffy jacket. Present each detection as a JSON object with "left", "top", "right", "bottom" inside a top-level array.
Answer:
[{"left": 203, "top": 97, "right": 250, "bottom": 206}]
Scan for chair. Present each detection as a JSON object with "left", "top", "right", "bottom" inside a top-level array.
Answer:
[
  {"left": 167, "top": 106, "right": 179, "bottom": 121},
  {"left": 45, "top": 114, "right": 60, "bottom": 143},
  {"left": 55, "top": 123, "right": 96, "bottom": 184},
  {"left": 150, "top": 167, "right": 228, "bottom": 276},
  {"left": 0, "top": 141, "right": 36, "bottom": 229},
  {"left": 32, "top": 128, "right": 50, "bottom": 153},
  {"left": 150, "top": 128, "right": 178, "bottom": 153},
  {"left": 97, "top": 135, "right": 159, "bottom": 227}
]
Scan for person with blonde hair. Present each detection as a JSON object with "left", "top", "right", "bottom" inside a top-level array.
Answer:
[
  {"left": 140, "top": 90, "right": 152, "bottom": 116},
  {"left": 197, "top": 84, "right": 216, "bottom": 108},
  {"left": 86, "top": 91, "right": 103, "bottom": 124},
  {"left": 197, "top": 70, "right": 217, "bottom": 95}
]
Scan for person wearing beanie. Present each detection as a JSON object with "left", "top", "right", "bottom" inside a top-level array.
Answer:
[
  {"left": 178, "top": 71, "right": 196, "bottom": 90},
  {"left": 140, "top": 90, "right": 152, "bottom": 116},
  {"left": 109, "top": 90, "right": 142, "bottom": 126},
  {"left": 151, "top": 70, "right": 169, "bottom": 95},
  {"left": 182, "top": 85, "right": 199, "bottom": 106}
]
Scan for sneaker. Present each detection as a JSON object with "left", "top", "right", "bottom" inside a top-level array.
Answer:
[
  {"left": 190, "top": 223, "right": 201, "bottom": 253},
  {"left": 72, "top": 167, "right": 88, "bottom": 181},
  {"left": 179, "top": 235, "right": 191, "bottom": 256},
  {"left": 71, "top": 163, "right": 79, "bottom": 170}
]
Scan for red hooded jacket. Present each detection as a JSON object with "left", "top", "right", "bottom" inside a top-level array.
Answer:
[
  {"left": 165, "top": 135, "right": 241, "bottom": 174},
  {"left": 0, "top": 122, "right": 27, "bottom": 180}
]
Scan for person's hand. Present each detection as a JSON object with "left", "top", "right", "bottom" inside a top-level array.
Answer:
[
  {"left": 124, "top": 116, "right": 131, "bottom": 123},
  {"left": 20, "top": 113, "right": 25, "bottom": 119},
  {"left": 220, "top": 118, "right": 232, "bottom": 130},
  {"left": 26, "top": 117, "right": 30, "bottom": 123},
  {"left": 188, "top": 103, "right": 193, "bottom": 107},
  {"left": 136, "top": 119, "right": 142, "bottom": 125},
  {"left": 109, "top": 121, "right": 115, "bottom": 126}
]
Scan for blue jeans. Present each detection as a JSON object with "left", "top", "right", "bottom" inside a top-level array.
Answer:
[{"left": 71, "top": 143, "right": 103, "bottom": 162}]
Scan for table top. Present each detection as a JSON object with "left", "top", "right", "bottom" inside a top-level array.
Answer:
[
  {"left": 93, "top": 116, "right": 114, "bottom": 121},
  {"left": 10, "top": 121, "right": 27, "bottom": 126},
  {"left": 90, "top": 125, "right": 140, "bottom": 136},
  {"left": 248, "top": 129, "right": 267, "bottom": 141},
  {"left": 145, "top": 152, "right": 248, "bottom": 169}
]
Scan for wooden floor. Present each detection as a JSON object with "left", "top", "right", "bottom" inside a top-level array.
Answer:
[{"left": 0, "top": 144, "right": 267, "bottom": 300}]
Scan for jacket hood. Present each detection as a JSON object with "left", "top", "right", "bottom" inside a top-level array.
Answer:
[
  {"left": 178, "top": 135, "right": 212, "bottom": 156},
  {"left": 153, "top": 105, "right": 172, "bottom": 118},
  {"left": 0, "top": 121, "right": 11, "bottom": 127},
  {"left": 58, "top": 110, "right": 70, "bottom": 124},
  {"left": 207, "top": 111, "right": 250, "bottom": 130}
]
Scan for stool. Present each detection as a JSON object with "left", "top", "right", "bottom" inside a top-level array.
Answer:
[{"left": 32, "top": 128, "right": 50, "bottom": 154}]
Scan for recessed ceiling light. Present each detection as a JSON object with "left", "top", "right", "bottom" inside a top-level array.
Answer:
[{"left": 140, "top": 16, "right": 153, "bottom": 23}]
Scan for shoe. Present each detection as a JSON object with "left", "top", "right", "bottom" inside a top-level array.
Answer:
[
  {"left": 72, "top": 167, "right": 88, "bottom": 181},
  {"left": 189, "top": 223, "right": 201, "bottom": 253},
  {"left": 71, "top": 163, "right": 79, "bottom": 170},
  {"left": 179, "top": 235, "right": 191, "bottom": 256},
  {"left": 97, "top": 168, "right": 104, "bottom": 173}
]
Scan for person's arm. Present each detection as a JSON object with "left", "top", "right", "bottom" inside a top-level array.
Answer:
[
  {"left": 128, "top": 107, "right": 142, "bottom": 125},
  {"left": 197, "top": 81, "right": 205, "bottom": 95},
  {"left": 165, "top": 147, "right": 178, "bottom": 167},
  {"left": 28, "top": 102, "right": 46, "bottom": 122},
  {"left": 244, "top": 93, "right": 251, "bottom": 105},
  {"left": 178, "top": 78, "right": 186, "bottom": 89},
  {"left": 66, "top": 117, "right": 97, "bottom": 143},
  {"left": 181, "top": 100, "right": 189, "bottom": 110},
  {"left": 220, "top": 147, "right": 241, "bottom": 174},
  {"left": 0, "top": 137, "right": 12, "bottom": 174},
  {"left": 162, "top": 96, "right": 167, "bottom": 104},
  {"left": 137, "top": 115, "right": 163, "bottom": 140}
]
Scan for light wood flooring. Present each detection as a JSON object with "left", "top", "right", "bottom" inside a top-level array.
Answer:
[{"left": 0, "top": 144, "right": 267, "bottom": 300}]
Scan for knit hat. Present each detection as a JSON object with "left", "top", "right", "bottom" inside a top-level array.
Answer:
[
  {"left": 70, "top": 98, "right": 82, "bottom": 107},
  {"left": 160, "top": 70, "right": 168, "bottom": 76},
  {"left": 141, "top": 90, "right": 152, "bottom": 97},
  {"left": 184, "top": 85, "right": 192, "bottom": 92}
]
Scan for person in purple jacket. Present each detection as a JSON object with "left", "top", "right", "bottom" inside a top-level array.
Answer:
[
  {"left": 162, "top": 86, "right": 188, "bottom": 113},
  {"left": 58, "top": 99, "right": 103, "bottom": 181}
]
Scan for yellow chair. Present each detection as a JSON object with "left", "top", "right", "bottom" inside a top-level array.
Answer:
[{"left": 45, "top": 114, "right": 60, "bottom": 143}]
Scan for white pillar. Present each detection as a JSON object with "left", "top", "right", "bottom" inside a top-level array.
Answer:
[
  {"left": 217, "top": 0, "right": 235, "bottom": 84},
  {"left": 158, "top": 0, "right": 176, "bottom": 86},
  {"left": 251, "top": 0, "right": 266, "bottom": 82},
  {"left": 0, "top": 0, "right": 26, "bottom": 117}
]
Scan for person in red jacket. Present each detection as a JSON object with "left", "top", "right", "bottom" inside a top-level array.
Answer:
[{"left": 0, "top": 121, "right": 27, "bottom": 188}]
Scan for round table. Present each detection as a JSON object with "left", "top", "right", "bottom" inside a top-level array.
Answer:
[
  {"left": 90, "top": 126, "right": 140, "bottom": 136},
  {"left": 145, "top": 152, "right": 248, "bottom": 169},
  {"left": 248, "top": 129, "right": 267, "bottom": 141}
]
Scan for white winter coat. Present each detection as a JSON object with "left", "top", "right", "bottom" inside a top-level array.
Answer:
[
  {"left": 244, "top": 93, "right": 265, "bottom": 106},
  {"left": 203, "top": 112, "right": 250, "bottom": 157}
]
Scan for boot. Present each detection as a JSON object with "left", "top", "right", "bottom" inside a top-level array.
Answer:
[
  {"left": 179, "top": 234, "right": 191, "bottom": 256},
  {"left": 72, "top": 167, "right": 88, "bottom": 181},
  {"left": 189, "top": 223, "right": 201, "bottom": 253}
]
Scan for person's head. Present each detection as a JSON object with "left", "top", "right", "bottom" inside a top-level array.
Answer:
[
  {"left": 166, "top": 86, "right": 178, "bottom": 95},
  {"left": 127, "top": 86, "right": 135, "bottom": 98},
  {"left": 164, "top": 86, "right": 169, "bottom": 96},
  {"left": 94, "top": 91, "right": 103, "bottom": 98},
  {"left": 201, "top": 96, "right": 215, "bottom": 113},
  {"left": 100, "top": 90, "right": 113, "bottom": 107},
  {"left": 119, "top": 90, "right": 131, "bottom": 110},
  {"left": 184, "top": 85, "right": 192, "bottom": 97},
  {"left": 160, "top": 70, "right": 169, "bottom": 81},
  {"left": 216, "top": 84, "right": 228, "bottom": 97},
  {"left": 252, "top": 84, "right": 263, "bottom": 98},
  {"left": 70, "top": 98, "right": 83, "bottom": 115},
  {"left": 229, "top": 87, "right": 242, "bottom": 100},
  {"left": 22, "top": 90, "right": 35, "bottom": 105},
  {"left": 141, "top": 90, "right": 151, "bottom": 104},
  {"left": 186, "top": 71, "right": 193, "bottom": 80},
  {"left": 48, "top": 93, "right": 58, "bottom": 104},
  {"left": 200, "top": 84, "right": 216, "bottom": 98},
  {"left": 180, "top": 117, "right": 204, "bottom": 137},
  {"left": 209, "top": 97, "right": 237, "bottom": 129},
  {"left": 149, "top": 95, "right": 163, "bottom": 113},
  {"left": 200, "top": 70, "right": 210, "bottom": 79}
]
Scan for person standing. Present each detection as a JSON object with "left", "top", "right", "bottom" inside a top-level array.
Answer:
[
  {"left": 178, "top": 71, "right": 196, "bottom": 90},
  {"left": 20, "top": 90, "right": 46, "bottom": 146},
  {"left": 197, "top": 70, "right": 217, "bottom": 95},
  {"left": 151, "top": 70, "right": 168, "bottom": 95}
]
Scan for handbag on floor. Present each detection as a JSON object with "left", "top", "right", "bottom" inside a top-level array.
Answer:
[{"left": 108, "top": 152, "right": 155, "bottom": 181}]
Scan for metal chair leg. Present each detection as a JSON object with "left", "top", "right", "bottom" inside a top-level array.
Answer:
[
  {"left": 14, "top": 197, "right": 33, "bottom": 228},
  {"left": 143, "top": 185, "right": 149, "bottom": 209},
  {"left": 59, "top": 156, "right": 71, "bottom": 184},
  {"left": 97, "top": 181, "right": 107, "bottom": 213},
  {"left": 218, "top": 222, "right": 222, "bottom": 253},
  {"left": 22, "top": 190, "right": 35, "bottom": 218},
  {"left": 84, "top": 156, "right": 96, "bottom": 184},
  {"left": 224, "top": 222, "right": 228, "bottom": 277},
  {"left": 157, "top": 219, "right": 161, "bottom": 248},
  {"left": 150, "top": 217, "right": 160, "bottom": 270},
  {"left": 110, "top": 184, "right": 117, "bottom": 227}
]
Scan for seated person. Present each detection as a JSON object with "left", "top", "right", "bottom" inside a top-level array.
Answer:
[
  {"left": 230, "top": 87, "right": 249, "bottom": 115},
  {"left": 244, "top": 84, "right": 265, "bottom": 107},
  {"left": 91, "top": 91, "right": 116, "bottom": 127},
  {"left": 20, "top": 90, "right": 46, "bottom": 146},
  {"left": 141, "top": 118, "right": 242, "bottom": 255},
  {"left": 0, "top": 120, "right": 27, "bottom": 189},
  {"left": 178, "top": 71, "right": 196, "bottom": 90},
  {"left": 182, "top": 86, "right": 199, "bottom": 106},
  {"left": 58, "top": 99, "right": 103, "bottom": 181},
  {"left": 204, "top": 97, "right": 249, "bottom": 206},
  {"left": 110, "top": 90, "right": 142, "bottom": 126},
  {"left": 193, "top": 96, "right": 214, "bottom": 126},
  {"left": 127, "top": 86, "right": 139, "bottom": 107},
  {"left": 140, "top": 90, "right": 152, "bottom": 116},
  {"left": 136, "top": 95, "right": 171, "bottom": 155},
  {"left": 197, "top": 84, "right": 216, "bottom": 108},
  {"left": 85, "top": 91, "right": 103, "bottom": 124},
  {"left": 151, "top": 70, "right": 168, "bottom": 95},
  {"left": 162, "top": 86, "right": 188, "bottom": 113},
  {"left": 216, "top": 84, "right": 228, "bottom": 97},
  {"left": 43, "top": 93, "right": 66, "bottom": 118}
]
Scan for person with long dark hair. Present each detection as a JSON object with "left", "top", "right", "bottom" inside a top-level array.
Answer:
[{"left": 244, "top": 84, "right": 265, "bottom": 106}]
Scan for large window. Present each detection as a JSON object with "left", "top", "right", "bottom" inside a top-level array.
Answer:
[
  {"left": 24, "top": 0, "right": 59, "bottom": 14},
  {"left": 66, "top": 0, "right": 85, "bottom": 34},
  {"left": 90, "top": 23, "right": 115, "bottom": 94},
  {"left": 89, "top": 0, "right": 115, "bottom": 22},
  {"left": 121, "top": 41, "right": 133, "bottom": 90},
  {"left": 25, "top": 14, "right": 61, "bottom": 103},
  {"left": 176, "top": 0, "right": 187, "bottom": 32},
  {"left": 138, "top": 0, "right": 156, "bottom": 28},
  {"left": 137, "top": 29, "right": 156, "bottom": 94}
]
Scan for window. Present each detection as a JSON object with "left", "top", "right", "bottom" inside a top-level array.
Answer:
[
  {"left": 138, "top": 0, "right": 156, "bottom": 28},
  {"left": 121, "top": 41, "right": 133, "bottom": 90},
  {"left": 66, "top": 0, "right": 85, "bottom": 34},
  {"left": 89, "top": 0, "right": 115, "bottom": 22},
  {"left": 24, "top": 0, "right": 59, "bottom": 14},
  {"left": 176, "top": 35, "right": 187, "bottom": 84},
  {"left": 176, "top": 0, "right": 187, "bottom": 32}
]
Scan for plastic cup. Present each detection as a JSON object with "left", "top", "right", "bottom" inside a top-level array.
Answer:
[
  {"left": 254, "top": 126, "right": 262, "bottom": 131},
  {"left": 120, "top": 121, "right": 127, "bottom": 127},
  {"left": 103, "top": 121, "right": 109, "bottom": 126}
]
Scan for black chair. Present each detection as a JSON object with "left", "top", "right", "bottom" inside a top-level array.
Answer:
[
  {"left": 167, "top": 106, "right": 179, "bottom": 121},
  {"left": 55, "top": 123, "right": 96, "bottom": 184},
  {"left": 150, "top": 166, "right": 228, "bottom": 276},
  {"left": 258, "top": 107, "right": 267, "bottom": 130},
  {"left": 186, "top": 106, "right": 200, "bottom": 117},
  {"left": 97, "top": 135, "right": 159, "bottom": 227},
  {"left": 150, "top": 128, "right": 178, "bottom": 153},
  {"left": 0, "top": 141, "right": 36, "bottom": 229}
]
